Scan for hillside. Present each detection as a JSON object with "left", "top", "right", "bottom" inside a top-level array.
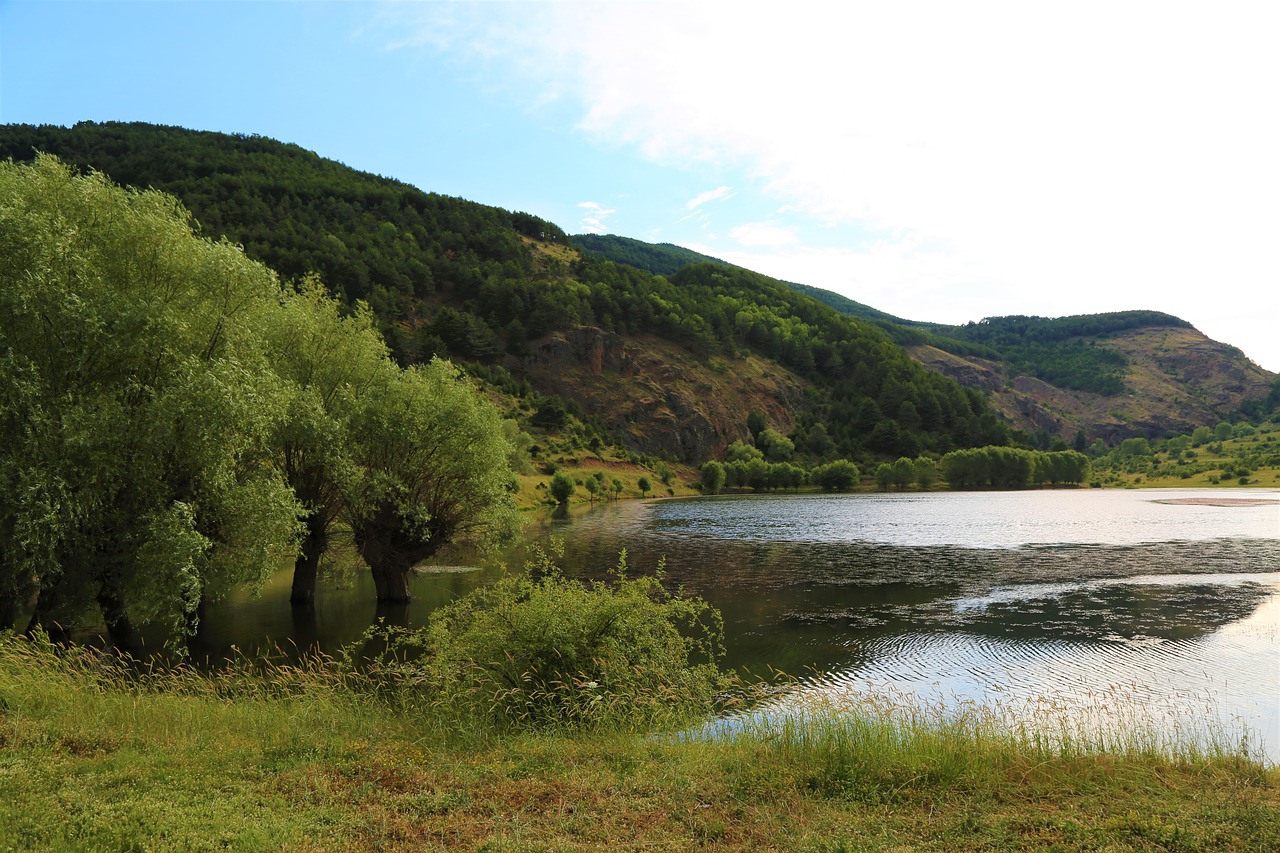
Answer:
[
  {"left": 574, "top": 235, "right": 1278, "bottom": 442},
  {"left": 0, "top": 121, "right": 1007, "bottom": 463}
]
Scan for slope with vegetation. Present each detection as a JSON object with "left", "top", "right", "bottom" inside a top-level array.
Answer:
[
  {"left": 576, "top": 234, "right": 1278, "bottom": 445},
  {"left": 0, "top": 121, "right": 1009, "bottom": 467}
]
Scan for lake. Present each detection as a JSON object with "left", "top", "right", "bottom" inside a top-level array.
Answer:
[{"left": 191, "top": 487, "right": 1280, "bottom": 762}]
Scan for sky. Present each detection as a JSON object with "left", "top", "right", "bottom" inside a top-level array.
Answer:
[{"left": 3, "top": 0, "right": 1278, "bottom": 371}]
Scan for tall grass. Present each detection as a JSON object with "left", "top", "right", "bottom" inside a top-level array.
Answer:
[{"left": 2, "top": 632, "right": 1277, "bottom": 851}]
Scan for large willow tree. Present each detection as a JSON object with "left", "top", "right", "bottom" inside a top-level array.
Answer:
[
  {"left": 348, "top": 359, "right": 520, "bottom": 604},
  {"left": 0, "top": 156, "right": 300, "bottom": 642},
  {"left": 256, "top": 277, "right": 388, "bottom": 605},
  {"left": 0, "top": 156, "right": 519, "bottom": 640}
]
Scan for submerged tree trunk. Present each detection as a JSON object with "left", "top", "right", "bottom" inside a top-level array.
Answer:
[
  {"left": 97, "top": 580, "right": 141, "bottom": 656},
  {"left": 25, "top": 584, "right": 68, "bottom": 644},
  {"left": 289, "top": 512, "right": 329, "bottom": 605},
  {"left": 353, "top": 505, "right": 440, "bottom": 604},
  {"left": 368, "top": 563, "right": 412, "bottom": 604}
]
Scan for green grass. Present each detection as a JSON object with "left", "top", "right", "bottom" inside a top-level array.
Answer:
[{"left": 1, "top": 635, "right": 1276, "bottom": 851}]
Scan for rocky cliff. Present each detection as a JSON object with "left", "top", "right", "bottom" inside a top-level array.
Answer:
[{"left": 516, "top": 326, "right": 808, "bottom": 462}]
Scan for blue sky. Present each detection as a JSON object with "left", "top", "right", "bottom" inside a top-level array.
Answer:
[{"left": 4, "top": 1, "right": 1278, "bottom": 371}]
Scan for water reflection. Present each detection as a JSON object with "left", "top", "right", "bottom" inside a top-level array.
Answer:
[
  {"left": 546, "top": 490, "right": 1279, "bottom": 761},
  {"left": 70, "top": 488, "right": 1279, "bottom": 762}
]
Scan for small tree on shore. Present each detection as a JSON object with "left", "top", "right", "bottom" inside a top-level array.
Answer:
[
  {"left": 700, "top": 461, "right": 726, "bottom": 495},
  {"left": 550, "top": 472, "right": 576, "bottom": 505}
]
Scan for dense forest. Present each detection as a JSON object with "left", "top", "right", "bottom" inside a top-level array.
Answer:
[
  {"left": 571, "top": 234, "right": 726, "bottom": 277},
  {"left": 0, "top": 121, "right": 1011, "bottom": 461}
]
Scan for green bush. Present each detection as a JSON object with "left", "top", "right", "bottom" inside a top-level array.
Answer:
[
  {"left": 549, "top": 471, "right": 575, "bottom": 504},
  {"left": 355, "top": 546, "right": 731, "bottom": 733}
]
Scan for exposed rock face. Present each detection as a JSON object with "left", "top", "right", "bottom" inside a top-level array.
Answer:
[
  {"left": 909, "top": 326, "right": 1276, "bottom": 442},
  {"left": 909, "top": 347, "right": 1005, "bottom": 393},
  {"left": 523, "top": 326, "right": 634, "bottom": 378},
  {"left": 516, "top": 326, "right": 808, "bottom": 462}
]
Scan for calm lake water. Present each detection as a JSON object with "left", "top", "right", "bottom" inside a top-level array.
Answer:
[{"left": 188, "top": 487, "right": 1280, "bottom": 762}]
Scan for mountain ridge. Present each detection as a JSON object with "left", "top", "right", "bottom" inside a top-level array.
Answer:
[
  {"left": 4, "top": 121, "right": 1272, "bottom": 460},
  {"left": 573, "top": 234, "right": 1277, "bottom": 441}
]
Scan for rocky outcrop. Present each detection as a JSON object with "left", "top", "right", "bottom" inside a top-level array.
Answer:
[
  {"left": 908, "top": 346, "right": 1005, "bottom": 394},
  {"left": 515, "top": 326, "right": 808, "bottom": 462},
  {"left": 523, "top": 326, "right": 635, "bottom": 378}
]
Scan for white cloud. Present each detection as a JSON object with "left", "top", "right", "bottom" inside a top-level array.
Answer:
[
  {"left": 686, "top": 185, "right": 733, "bottom": 210},
  {"left": 577, "top": 200, "right": 616, "bottom": 234},
  {"left": 728, "top": 222, "right": 798, "bottom": 248},
  {"left": 384, "top": 1, "right": 1280, "bottom": 371}
]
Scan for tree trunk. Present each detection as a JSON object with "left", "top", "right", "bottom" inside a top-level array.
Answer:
[
  {"left": 97, "top": 582, "right": 141, "bottom": 657},
  {"left": 25, "top": 584, "right": 68, "bottom": 644},
  {"left": 369, "top": 563, "right": 412, "bottom": 604},
  {"left": 289, "top": 601, "right": 320, "bottom": 654},
  {"left": 290, "top": 512, "right": 329, "bottom": 605}
]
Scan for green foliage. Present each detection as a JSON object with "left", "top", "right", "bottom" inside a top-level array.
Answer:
[
  {"left": 724, "top": 440, "right": 765, "bottom": 463},
  {"left": 637, "top": 476, "right": 652, "bottom": 496},
  {"left": 1119, "top": 437, "right": 1153, "bottom": 457},
  {"left": 346, "top": 359, "right": 520, "bottom": 602},
  {"left": 549, "top": 471, "right": 575, "bottom": 504},
  {"left": 812, "top": 460, "right": 860, "bottom": 492},
  {"left": 941, "top": 447, "right": 1089, "bottom": 489},
  {"left": 700, "top": 461, "right": 726, "bottom": 495},
  {"left": 0, "top": 155, "right": 302, "bottom": 636},
  {"left": 1238, "top": 376, "right": 1280, "bottom": 422},
  {"left": 757, "top": 428, "right": 795, "bottom": 462},
  {"left": 913, "top": 456, "right": 938, "bottom": 489},
  {"left": 874, "top": 463, "right": 895, "bottom": 491},
  {"left": 358, "top": 548, "right": 729, "bottom": 732}
]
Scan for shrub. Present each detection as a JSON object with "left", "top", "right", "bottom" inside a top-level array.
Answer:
[
  {"left": 549, "top": 471, "right": 575, "bottom": 504},
  {"left": 355, "top": 547, "right": 730, "bottom": 733}
]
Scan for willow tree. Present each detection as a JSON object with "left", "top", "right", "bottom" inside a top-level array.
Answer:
[
  {"left": 258, "top": 278, "right": 388, "bottom": 605},
  {"left": 347, "top": 359, "right": 520, "bottom": 603},
  {"left": 0, "top": 156, "right": 300, "bottom": 642}
]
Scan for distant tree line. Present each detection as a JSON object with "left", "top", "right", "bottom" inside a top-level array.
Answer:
[{"left": 940, "top": 447, "right": 1090, "bottom": 489}]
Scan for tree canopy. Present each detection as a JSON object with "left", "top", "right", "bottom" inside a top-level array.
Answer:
[
  {"left": 0, "top": 155, "right": 519, "bottom": 639},
  {"left": 0, "top": 156, "right": 300, "bottom": 639}
]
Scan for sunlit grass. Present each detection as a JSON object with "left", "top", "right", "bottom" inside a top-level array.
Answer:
[{"left": 2, "top": 634, "right": 1277, "bottom": 851}]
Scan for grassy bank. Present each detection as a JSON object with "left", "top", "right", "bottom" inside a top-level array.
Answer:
[{"left": 1, "top": 636, "right": 1276, "bottom": 851}]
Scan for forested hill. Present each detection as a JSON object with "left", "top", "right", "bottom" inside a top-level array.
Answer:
[
  {"left": 571, "top": 234, "right": 727, "bottom": 277},
  {"left": 0, "top": 121, "right": 1009, "bottom": 463},
  {"left": 575, "top": 233, "right": 910, "bottom": 326},
  {"left": 574, "top": 233, "right": 1277, "bottom": 441}
]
